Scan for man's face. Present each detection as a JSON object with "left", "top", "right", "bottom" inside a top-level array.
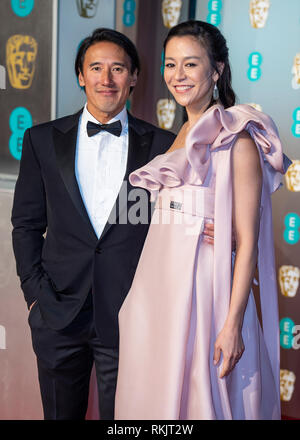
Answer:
[
  {"left": 78, "top": 41, "right": 137, "bottom": 123},
  {"left": 76, "top": 0, "right": 99, "bottom": 18},
  {"left": 249, "top": 0, "right": 270, "bottom": 28},
  {"left": 6, "top": 35, "right": 38, "bottom": 89}
]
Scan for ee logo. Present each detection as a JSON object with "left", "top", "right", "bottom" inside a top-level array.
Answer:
[
  {"left": 9, "top": 107, "right": 32, "bottom": 160},
  {"left": 11, "top": 0, "right": 34, "bottom": 17},
  {"left": 280, "top": 318, "right": 300, "bottom": 350},
  {"left": 291, "top": 107, "right": 300, "bottom": 138},
  {"left": 207, "top": 0, "right": 222, "bottom": 26},
  {"left": 284, "top": 213, "right": 300, "bottom": 245},
  {"left": 123, "top": 0, "right": 136, "bottom": 27},
  {"left": 280, "top": 317, "right": 295, "bottom": 349},
  {"left": 247, "top": 52, "right": 263, "bottom": 81}
]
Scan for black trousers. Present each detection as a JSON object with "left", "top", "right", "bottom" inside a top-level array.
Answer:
[{"left": 28, "top": 293, "right": 119, "bottom": 420}]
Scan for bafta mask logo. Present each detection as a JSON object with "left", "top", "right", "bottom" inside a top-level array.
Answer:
[
  {"left": 280, "top": 369, "right": 296, "bottom": 402},
  {"left": 285, "top": 160, "right": 300, "bottom": 192},
  {"left": 279, "top": 265, "right": 300, "bottom": 298},
  {"left": 162, "top": 0, "right": 182, "bottom": 28},
  {"left": 6, "top": 35, "right": 38, "bottom": 89},
  {"left": 76, "top": 0, "right": 99, "bottom": 18},
  {"left": 249, "top": 0, "right": 270, "bottom": 29},
  {"left": 292, "top": 53, "right": 300, "bottom": 90},
  {"left": 157, "top": 99, "right": 176, "bottom": 130},
  {"left": 246, "top": 103, "right": 262, "bottom": 112}
]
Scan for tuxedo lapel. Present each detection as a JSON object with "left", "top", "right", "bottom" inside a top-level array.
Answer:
[
  {"left": 99, "top": 113, "right": 154, "bottom": 241},
  {"left": 52, "top": 110, "right": 98, "bottom": 243}
]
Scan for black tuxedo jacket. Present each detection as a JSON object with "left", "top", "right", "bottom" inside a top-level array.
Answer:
[{"left": 11, "top": 109, "right": 176, "bottom": 347}]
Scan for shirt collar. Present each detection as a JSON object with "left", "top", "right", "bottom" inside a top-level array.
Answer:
[{"left": 81, "top": 104, "right": 128, "bottom": 135}]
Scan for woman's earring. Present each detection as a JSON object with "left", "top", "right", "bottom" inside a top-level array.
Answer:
[{"left": 213, "top": 83, "right": 219, "bottom": 100}]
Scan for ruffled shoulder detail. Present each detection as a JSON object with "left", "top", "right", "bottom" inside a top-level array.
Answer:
[
  {"left": 186, "top": 104, "right": 291, "bottom": 193},
  {"left": 129, "top": 147, "right": 188, "bottom": 201},
  {"left": 129, "top": 104, "right": 291, "bottom": 199}
]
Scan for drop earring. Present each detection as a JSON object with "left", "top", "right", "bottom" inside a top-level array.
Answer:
[{"left": 213, "top": 83, "right": 219, "bottom": 101}]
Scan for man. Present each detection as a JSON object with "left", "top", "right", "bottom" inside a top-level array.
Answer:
[{"left": 11, "top": 28, "right": 213, "bottom": 420}]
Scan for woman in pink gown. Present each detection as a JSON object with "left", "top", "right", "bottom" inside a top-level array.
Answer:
[{"left": 115, "top": 21, "right": 290, "bottom": 420}]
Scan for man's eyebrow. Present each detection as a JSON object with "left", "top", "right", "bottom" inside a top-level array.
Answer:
[{"left": 89, "top": 61, "right": 127, "bottom": 67}]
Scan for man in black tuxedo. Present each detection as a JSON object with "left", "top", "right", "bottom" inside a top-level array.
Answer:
[{"left": 11, "top": 28, "right": 177, "bottom": 420}]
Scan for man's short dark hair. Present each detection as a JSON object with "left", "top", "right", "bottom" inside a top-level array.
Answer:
[{"left": 75, "top": 28, "right": 141, "bottom": 80}]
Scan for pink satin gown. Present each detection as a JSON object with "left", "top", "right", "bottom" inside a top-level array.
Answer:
[{"left": 115, "top": 104, "right": 291, "bottom": 420}]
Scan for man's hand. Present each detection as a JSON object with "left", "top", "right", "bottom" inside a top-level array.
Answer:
[
  {"left": 203, "top": 221, "right": 214, "bottom": 244},
  {"left": 203, "top": 221, "right": 236, "bottom": 250}
]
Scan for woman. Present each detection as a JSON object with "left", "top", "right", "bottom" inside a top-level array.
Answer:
[{"left": 115, "top": 20, "right": 290, "bottom": 420}]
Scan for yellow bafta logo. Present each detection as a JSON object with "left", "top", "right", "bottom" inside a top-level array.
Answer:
[
  {"left": 6, "top": 35, "right": 38, "bottom": 89},
  {"left": 285, "top": 160, "right": 300, "bottom": 192},
  {"left": 280, "top": 369, "right": 296, "bottom": 402},
  {"left": 156, "top": 99, "right": 176, "bottom": 130},
  {"left": 279, "top": 265, "right": 300, "bottom": 298},
  {"left": 292, "top": 53, "right": 300, "bottom": 90},
  {"left": 162, "top": 0, "right": 182, "bottom": 28},
  {"left": 249, "top": 0, "right": 270, "bottom": 29}
]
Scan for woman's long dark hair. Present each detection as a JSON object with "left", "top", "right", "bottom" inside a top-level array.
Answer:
[{"left": 163, "top": 20, "right": 236, "bottom": 109}]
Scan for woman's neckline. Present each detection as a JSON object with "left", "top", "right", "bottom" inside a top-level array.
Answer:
[{"left": 165, "top": 103, "right": 223, "bottom": 155}]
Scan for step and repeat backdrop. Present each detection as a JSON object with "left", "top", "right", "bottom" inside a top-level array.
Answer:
[{"left": 0, "top": 0, "right": 299, "bottom": 420}]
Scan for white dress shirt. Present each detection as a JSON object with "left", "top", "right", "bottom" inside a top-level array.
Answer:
[{"left": 75, "top": 104, "right": 129, "bottom": 238}]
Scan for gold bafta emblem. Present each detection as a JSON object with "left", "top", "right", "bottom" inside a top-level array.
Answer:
[
  {"left": 285, "top": 160, "right": 300, "bottom": 192},
  {"left": 76, "top": 0, "right": 99, "bottom": 18},
  {"left": 249, "top": 0, "right": 270, "bottom": 29},
  {"left": 157, "top": 99, "right": 176, "bottom": 130},
  {"left": 162, "top": 0, "right": 182, "bottom": 28},
  {"left": 291, "top": 53, "right": 300, "bottom": 90},
  {"left": 246, "top": 103, "right": 262, "bottom": 112},
  {"left": 6, "top": 35, "right": 38, "bottom": 89},
  {"left": 280, "top": 369, "right": 296, "bottom": 402},
  {"left": 279, "top": 265, "right": 300, "bottom": 298}
]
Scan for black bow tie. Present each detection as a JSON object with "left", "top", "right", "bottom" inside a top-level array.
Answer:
[{"left": 87, "top": 120, "right": 122, "bottom": 137}]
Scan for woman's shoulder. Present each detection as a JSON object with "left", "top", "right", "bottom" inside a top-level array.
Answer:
[
  {"left": 232, "top": 130, "right": 262, "bottom": 173},
  {"left": 233, "top": 129, "right": 257, "bottom": 151}
]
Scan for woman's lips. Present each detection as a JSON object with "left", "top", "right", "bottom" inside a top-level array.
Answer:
[{"left": 173, "top": 85, "right": 194, "bottom": 93}]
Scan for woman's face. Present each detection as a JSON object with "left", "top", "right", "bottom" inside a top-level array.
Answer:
[{"left": 164, "top": 35, "right": 219, "bottom": 112}]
